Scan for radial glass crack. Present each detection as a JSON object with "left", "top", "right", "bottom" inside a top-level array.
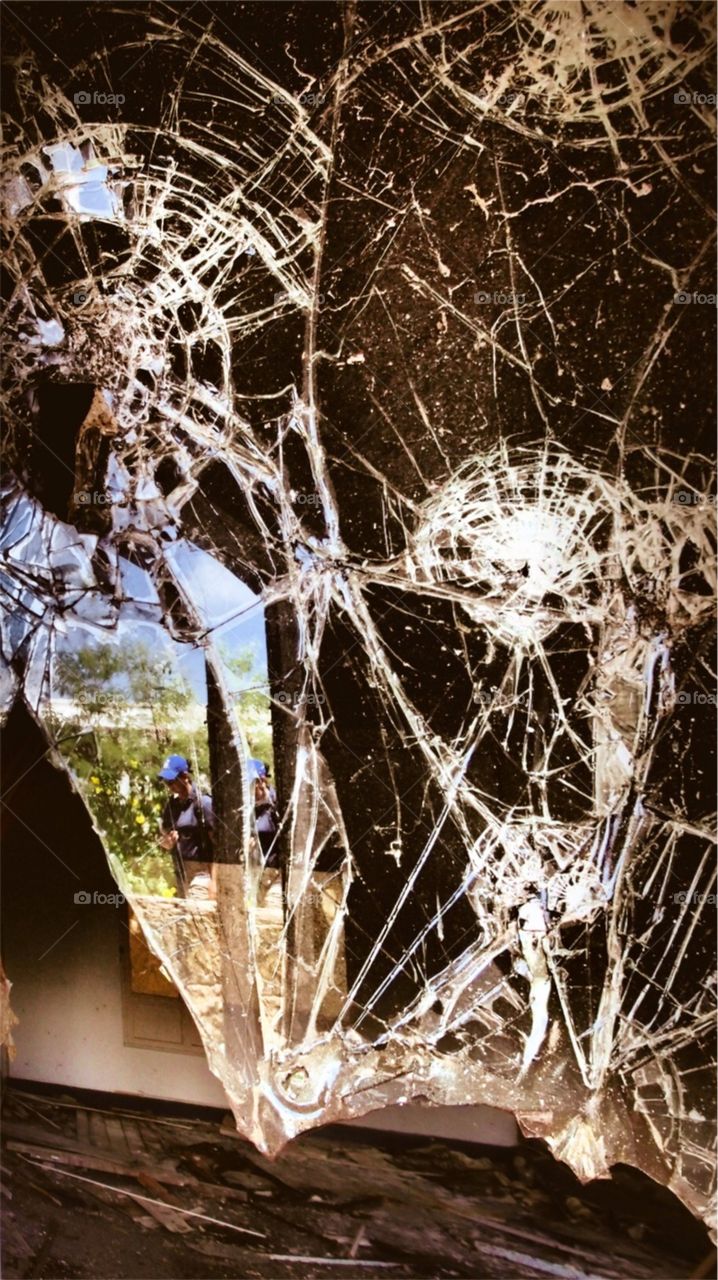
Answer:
[{"left": 1, "top": 0, "right": 715, "bottom": 1233}]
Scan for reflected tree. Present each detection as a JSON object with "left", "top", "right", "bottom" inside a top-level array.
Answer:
[{"left": 56, "top": 639, "right": 192, "bottom": 750}]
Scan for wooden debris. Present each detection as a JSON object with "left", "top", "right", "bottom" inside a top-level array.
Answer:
[
  {"left": 10, "top": 1161, "right": 63, "bottom": 1207},
  {"left": 6, "top": 1138, "right": 193, "bottom": 1187},
  {"left": 75, "top": 1178, "right": 161, "bottom": 1229},
  {"left": 89, "top": 1111, "right": 113, "bottom": 1152},
  {"left": 136, "top": 1171, "right": 182, "bottom": 1205},
  {"left": 348, "top": 1225, "right": 366, "bottom": 1258},
  {"left": 266, "top": 1254, "right": 401, "bottom": 1268},
  {"left": 13, "top": 1097, "right": 64, "bottom": 1133},
  {"left": 222, "top": 1166, "right": 277, "bottom": 1192},
  {"left": 476, "top": 1240, "right": 612, "bottom": 1279},
  {"left": 1, "top": 1088, "right": 710, "bottom": 1279},
  {"left": 183, "top": 1179, "right": 249, "bottom": 1204},
  {"left": 186, "top": 1238, "right": 250, "bottom": 1264},
  {"left": 7, "top": 1140, "right": 148, "bottom": 1181},
  {"left": 75, "top": 1109, "right": 90, "bottom": 1146},
  {"left": 130, "top": 1193, "right": 192, "bottom": 1234},
  {"left": 26, "top": 1164, "right": 267, "bottom": 1238},
  {"left": 119, "top": 1117, "right": 147, "bottom": 1160},
  {"left": 103, "top": 1115, "right": 131, "bottom": 1157}
]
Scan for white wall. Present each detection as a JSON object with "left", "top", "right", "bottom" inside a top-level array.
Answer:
[
  {"left": 7, "top": 895, "right": 228, "bottom": 1107},
  {"left": 3, "top": 708, "right": 516, "bottom": 1147},
  {"left": 5, "top": 865, "right": 515, "bottom": 1146},
  {"left": 344, "top": 1102, "right": 517, "bottom": 1146},
  {"left": 6, "top": 897, "right": 516, "bottom": 1144}
]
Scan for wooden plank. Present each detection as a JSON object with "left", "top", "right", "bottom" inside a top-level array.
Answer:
[
  {"left": 7, "top": 1141, "right": 139, "bottom": 1178},
  {"left": 136, "top": 1171, "right": 182, "bottom": 1205},
  {"left": 76, "top": 1180, "right": 161, "bottom": 1230},
  {"left": 75, "top": 1110, "right": 90, "bottom": 1145},
  {"left": 267, "top": 1256, "right": 401, "bottom": 1268},
  {"left": 89, "top": 1112, "right": 111, "bottom": 1151},
  {"left": 104, "top": 1116, "right": 131, "bottom": 1157},
  {"left": 182, "top": 1180, "right": 249, "bottom": 1204},
  {"left": 132, "top": 1195, "right": 192, "bottom": 1234},
  {"left": 14, "top": 1097, "right": 64, "bottom": 1132},
  {"left": 9, "top": 1091, "right": 209, "bottom": 1132},
  {"left": 5, "top": 1122, "right": 152, "bottom": 1169},
  {"left": 27, "top": 1165, "right": 267, "bottom": 1239},
  {"left": 6, "top": 1140, "right": 194, "bottom": 1187},
  {"left": 3, "top": 1121, "right": 77, "bottom": 1148},
  {"left": 120, "top": 1118, "right": 146, "bottom": 1160}
]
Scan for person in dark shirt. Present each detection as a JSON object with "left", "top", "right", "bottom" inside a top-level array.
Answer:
[
  {"left": 250, "top": 758, "right": 278, "bottom": 866},
  {"left": 158, "top": 753, "right": 215, "bottom": 898}
]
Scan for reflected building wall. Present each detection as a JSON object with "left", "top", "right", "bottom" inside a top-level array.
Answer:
[{"left": 1, "top": 700, "right": 517, "bottom": 1144}]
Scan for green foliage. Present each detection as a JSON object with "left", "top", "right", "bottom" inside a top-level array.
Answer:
[
  {"left": 54, "top": 636, "right": 201, "bottom": 894},
  {"left": 81, "top": 759, "right": 177, "bottom": 896},
  {"left": 56, "top": 638, "right": 192, "bottom": 751},
  {"left": 51, "top": 633, "right": 273, "bottom": 893},
  {"left": 55, "top": 645, "right": 128, "bottom": 724}
]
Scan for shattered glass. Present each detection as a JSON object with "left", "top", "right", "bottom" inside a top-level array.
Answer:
[{"left": 1, "top": 0, "right": 716, "bottom": 1233}]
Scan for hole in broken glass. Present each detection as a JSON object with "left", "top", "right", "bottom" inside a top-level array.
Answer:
[
  {"left": 1, "top": 6, "right": 714, "bottom": 1222},
  {"left": 39, "top": 536, "right": 354, "bottom": 1075}
]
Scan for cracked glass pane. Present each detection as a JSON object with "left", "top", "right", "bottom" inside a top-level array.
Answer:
[{"left": 1, "top": 0, "right": 715, "bottom": 1234}]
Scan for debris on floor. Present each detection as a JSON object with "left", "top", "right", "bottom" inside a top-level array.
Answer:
[{"left": 1, "top": 1084, "right": 713, "bottom": 1279}]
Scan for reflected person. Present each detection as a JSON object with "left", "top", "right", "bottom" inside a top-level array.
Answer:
[
  {"left": 250, "top": 758, "right": 278, "bottom": 867},
  {"left": 158, "top": 754, "right": 216, "bottom": 899}
]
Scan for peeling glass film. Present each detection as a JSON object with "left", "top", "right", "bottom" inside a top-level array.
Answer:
[{"left": 1, "top": 0, "right": 716, "bottom": 1233}]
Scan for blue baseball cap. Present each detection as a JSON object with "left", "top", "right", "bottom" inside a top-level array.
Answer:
[
  {"left": 248, "top": 758, "right": 267, "bottom": 780},
  {"left": 158, "top": 754, "right": 190, "bottom": 781}
]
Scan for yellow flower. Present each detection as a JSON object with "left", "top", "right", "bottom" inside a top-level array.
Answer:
[
  {"left": 90, "top": 776, "right": 100, "bottom": 785},
  {"left": 135, "top": 814, "right": 146, "bottom": 825}
]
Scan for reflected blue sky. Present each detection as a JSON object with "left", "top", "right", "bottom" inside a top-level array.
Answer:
[{"left": 68, "top": 542, "right": 268, "bottom": 701}]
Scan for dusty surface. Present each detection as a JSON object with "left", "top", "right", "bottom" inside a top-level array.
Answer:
[{"left": 1, "top": 1084, "right": 713, "bottom": 1280}]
